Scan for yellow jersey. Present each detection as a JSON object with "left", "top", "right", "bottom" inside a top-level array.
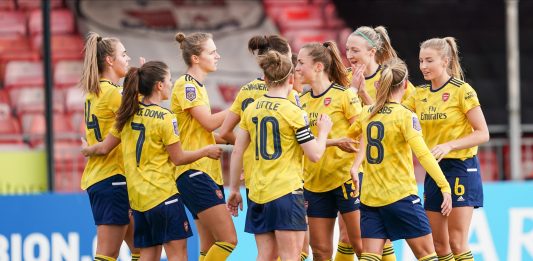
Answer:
[
  {"left": 171, "top": 74, "right": 222, "bottom": 185},
  {"left": 81, "top": 79, "right": 124, "bottom": 190},
  {"left": 347, "top": 66, "right": 415, "bottom": 103},
  {"left": 240, "top": 95, "right": 312, "bottom": 204},
  {"left": 111, "top": 103, "right": 180, "bottom": 212},
  {"left": 229, "top": 77, "right": 301, "bottom": 187},
  {"left": 403, "top": 77, "right": 481, "bottom": 159},
  {"left": 300, "top": 83, "right": 362, "bottom": 192}
]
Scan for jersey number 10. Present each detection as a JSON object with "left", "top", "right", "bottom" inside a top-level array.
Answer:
[{"left": 252, "top": 116, "right": 282, "bottom": 160}]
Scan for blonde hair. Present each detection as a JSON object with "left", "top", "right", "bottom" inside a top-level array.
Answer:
[
  {"left": 258, "top": 50, "right": 292, "bottom": 88},
  {"left": 420, "top": 37, "right": 464, "bottom": 80},
  {"left": 351, "top": 26, "right": 397, "bottom": 64},
  {"left": 80, "top": 32, "right": 120, "bottom": 96},
  {"left": 369, "top": 58, "right": 408, "bottom": 119},
  {"left": 301, "top": 41, "right": 349, "bottom": 87},
  {"left": 175, "top": 32, "right": 212, "bottom": 67}
]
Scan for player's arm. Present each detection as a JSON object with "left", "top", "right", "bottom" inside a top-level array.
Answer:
[
  {"left": 327, "top": 115, "right": 359, "bottom": 152},
  {"left": 300, "top": 114, "right": 332, "bottom": 162},
  {"left": 81, "top": 133, "right": 121, "bottom": 156},
  {"left": 167, "top": 142, "right": 222, "bottom": 166},
  {"left": 218, "top": 111, "right": 240, "bottom": 145},
  {"left": 349, "top": 135, "right": 365, "bottom": 191},
  {"left": 227, "top": 127, "right": 249, "bottom": 216},
  {"left": 188, "top": 106, "right": 228, "bottom": 132}
]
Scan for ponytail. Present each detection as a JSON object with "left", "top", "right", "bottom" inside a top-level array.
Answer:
[
  {"left": 302, "top": 41, "right": 349, "bottom": 87},
  {"left": 80, "top": 32, "right": 120, "bottom": 96},
  {"left": 369, "top": 58, "right": 408, "bottom": 119},
  {"left": 421, "top": 37, "right": 465, "bottom": 80}
]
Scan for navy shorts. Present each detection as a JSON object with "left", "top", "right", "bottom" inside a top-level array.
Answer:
[
  {"left": 361, "top": 195, "right": 431, "bottom": 241},
  {"left": 176, "top": 169, "right": 226, "bottom": 219},
  {"left": 87, "top": 174, "right": 130, "bottom": 225},
  {"left": 424, "top": 156, "right": 484, "bottom": 212},
  {"left": 245, "top": 189, "right": 307, "bottom": 234},
  {"left": 133, "top": 194, "right": 193, "bottom": 248},
  {"left": 304, "top": 177, "right": 361, "bottom": 218}
]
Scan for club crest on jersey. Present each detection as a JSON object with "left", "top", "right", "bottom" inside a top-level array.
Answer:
[
  {"left": 442, "top": 93, "right": 450, "bottom": 102},
  {"left": 324, "top": 97, "right": 331, "bottom": 106},
  {"left": 412, "top": 115, "right": 422, "bottom": 131},
  {"left": 216, "top": 189, "right": 223, "bottom": 199},
  {"left": 184, "top": 221, "right": 189, "bottom": 232},
  {"left": 185, "top": 86, "right": 196, "bottom": 101}
]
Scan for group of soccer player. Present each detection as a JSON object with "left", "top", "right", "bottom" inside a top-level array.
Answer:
[{"left": 80, "top": 24, "right": 489, "bottom": 261}]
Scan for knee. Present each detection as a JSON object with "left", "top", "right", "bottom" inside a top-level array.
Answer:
[
  {"left": 449, "top": 240, "right": 468, "bottom": 254},
  {"left": 338, "top": 233, "right": 350, "bottom": 243},
  {"left": 432, "top": 236, "right": 450, "bottom": 253},
  {"left": 311, "top": 243, "right": 332, "bottom": 260}
]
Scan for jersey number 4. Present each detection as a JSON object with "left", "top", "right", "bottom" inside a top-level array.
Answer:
[
  {"left": 366, "top": 121, "right": 385, "bottom": 164},
  {"left": 252, "top": 116, "right": 282, "bottom": 160},
  {"left": 84, "top": 101, "right": 103, "bottom": 142}
]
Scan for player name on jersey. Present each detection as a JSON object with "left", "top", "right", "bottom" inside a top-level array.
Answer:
[
  {"left": 255, "top": 100, "right": 281, "bottom": 111},
  {"left": 136, "top": 107, "right": 167, "bottom": 120}
]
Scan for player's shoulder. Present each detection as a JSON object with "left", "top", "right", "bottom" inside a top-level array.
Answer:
[
  {"left": 331, "top": 83, "right": 347, "bottom": 92},
  {"left": 449, "top": 77, "right": 466, "bottom": 88}
]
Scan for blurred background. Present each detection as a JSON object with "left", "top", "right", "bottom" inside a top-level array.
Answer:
[{"left": 0, "top": 0, "right": 531, "bottom": 260}]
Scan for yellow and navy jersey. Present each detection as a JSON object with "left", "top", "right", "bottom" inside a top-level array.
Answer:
[
  {"left": 111, "top": 103, "right": 180, "bottom": 212},
  {"left": 299, "top": 83, "right": 363, "bottom": 192},
  {"left": 229, "top": 77, "right": 301, "bottom": 187},
  {"left": 403, "top": 77, "right": 480, "bottom": 159},
  {"left": 347, "top": 66, "right": 415, "bottom": 103},
  {"left": 348, "top": 103, "right": 425, "bottom": 207},
  {"left": 240, "top": 95, "right": 312, "bottom": 204},
  {"left": 81, "top": 79, "right": 124, "bottom": 190},
  {"left": 171, "top": 74, "right": 222, "bottom": 184}
]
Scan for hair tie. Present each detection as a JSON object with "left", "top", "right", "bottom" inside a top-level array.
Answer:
[
  {"left": 322, "top": 42, "right": 329, "bottom": 48},
  {"left": 96, "top": 36, "right": 102, "bottom": 42},
  {"left": 356, "top": 31, "right": 376, "bottom": 48},
  {"left": 271, "top": 64, "right": 293, "bottom": 84}
]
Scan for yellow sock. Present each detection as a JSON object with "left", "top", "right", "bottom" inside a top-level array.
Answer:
[
  {"left": 334, "top": 241, "right": 355, "bottom": 261},
  {"left": 131, "top": 253, "right": 140, "bottom": 261},
  {"left": 199, "top": 251, "right": 207, "bottom": 261},
  {"left": 301, "top": 252, "right": 309, "bottom": 261},
  {"left": 454, "top": 251, "right": 473, "bottom": 261},
  {"left": 382, "top": 243, "right": 396, "bottom": 261},
  {"left": 418, "top": 253, "right": 438, "bottom": 261},
  {"left": 204, "top": 241, "right": 235, "bottom": 261},
  {"left": 437, "top": 253, "right": 455, "bottom": 261},
  {"left": 360, "top": 252, "right": 381, "bottom": 261},
  {"left": 94, "top": 254, "right": 116, "bottom": 261}
]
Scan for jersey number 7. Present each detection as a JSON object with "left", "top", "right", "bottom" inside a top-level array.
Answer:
[{"left": 131, "top": 122, "right": 146, "bottom": 167}]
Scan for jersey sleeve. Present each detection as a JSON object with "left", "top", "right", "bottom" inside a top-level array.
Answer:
[
  {"left": 347, "top": 106, "right": 366, "bottom": 139},
  {"left": 343, "top": 89, "right": 362, "bottom": 120},
  {"left": 160, "top": 113, "right": 180, "bottom": 146},
  {"left": 287, "top": 107, "right": 314, "bottom": 144},
  {"left": 460, "top": 83, "right": 481, "bottom": 114},
  {"left": 175, "top": 81, "right": 209, "bottom": 110},
  {"left": 287, "top": 90, "right": 302, "bottom": 108},
  {"left": 229, "top": 88, "right": 245, "bottom": 116},
  {"left": 402, "top": 87, "right": 416, "bottom": 112},
  {"left": 401, "top": 81, "right": 416, "bottom": 103},
  {"left": 402, "top": 111, "right": 423, "bottom": 142},
  {"left": 106, "top": 87, "right": 123, "bottom": 113},
  {"left": 110, "top": 125, "right": 121, "bottom": 139},
  {"left": 239, "top": 108, "right": 250, "bottom": 132}
]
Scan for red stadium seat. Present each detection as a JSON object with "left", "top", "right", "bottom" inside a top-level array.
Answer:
[
  {"left": 4, "top": 61, "right": 44, "bottom": 89},
  {"left": 0, "top": 0, "right": 15, "bottom": 10},
  {"left": 17, "top": 0, "right": 63, "bottom": 10},
  {"left": 323, "top": 3, "right": 345, "bottom": 29},
  {"left": 477, "top": 149, "right": 499, "bottom": 181},
  {"left": 21, "top": 112, "right": 74, "bottom": 147},
  {"left": 54, "top": 140, "right": 85, "bottom": 192},
  {"left": 0, "top": 37, "right": 40, "bottom": 83},
  {"left": 67, "top": 111, "right": 85, "bottom": 135},
  {"left": 275, "top": 5, "right": 324, "bottom": 32},
  {"left": 28, "top": 9, "right": 75, "bottom": 35},
  {"left": 64, "top": 86, "right": 84, "bottom": 113},
  {"left": 8, "top": 87, "right": 65, "bottom": 115},
  {"left": 0, "top": 11, "right": 27, "bottom": 36},
  {"left": 31, "top": 35, "right": 84, "bottom": 62},
  {"left": 54, "top": 60, "right": 83, "bottom": 89},
  {"left": 0, "top": 115, "right": 24, "bottom": 145},
  {"left": 283, "top": 29, "right": 338, "bottom": 52}
]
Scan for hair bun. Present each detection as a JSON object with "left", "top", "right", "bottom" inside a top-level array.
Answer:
[{"left": 175, "top": 32, "right": 186, "bottom": 44}]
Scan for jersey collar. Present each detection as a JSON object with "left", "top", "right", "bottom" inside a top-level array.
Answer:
[
  {"left": 365, "top": 65, "right": 381, "bottom": 80},
  {"left": 429, "top": 77, "right": 453, "bottom": 92},
  {"left": 186, "top": 74, "right": 204, "bottom": 87},
  {"left": 310, "top": 82, "right": 334, "bottom": 98}
]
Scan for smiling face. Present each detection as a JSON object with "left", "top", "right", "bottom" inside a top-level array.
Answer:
[
  {"left": 419, "top": 47, "right": 449, "bottom": 81},
  {"left": 345, "top": 34, "right": 375, "bottom": 67},
  {"left": 295, "top": 48, "right": 318, "bottom": 85},
  {"left": 197, "top": 38, "right": 220, "bottom": 73},
  {"left": 109, "top": 41, "right": 131, "bottom": 78}
]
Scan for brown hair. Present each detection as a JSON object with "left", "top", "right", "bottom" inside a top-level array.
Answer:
[
  {"left": 175, "top": 32, "right": 212, "bottom": 67},
  {"left": 115, "top": 61, "right": 169, "bottom": 131},
  {"left": 258, "top": 50, "right": 293, "bottom": 88},
  {"left": 301, "top": 41, "right": 349, "bottom": 87},
  {"left": 248, "top": 35, "right": 290, "bottom": 56},
  {"left": 420, "top": 37, "right": 464, "bottom": 80},
  {"left": 351, "top": 26, "right": 398, "bottom": 64},
  {"left": 369, "top": 58, "right": 408, "bottom": 119},
  {"left": 80, "top": 32, "right": 120, "bottom": 96}
]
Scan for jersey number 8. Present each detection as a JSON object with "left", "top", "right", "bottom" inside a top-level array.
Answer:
[{"left": 366, "top": 121, "right": 385, "bottom": 164}]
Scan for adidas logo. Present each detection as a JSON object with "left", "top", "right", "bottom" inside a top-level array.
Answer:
[
  {"left": 457, "top": 196, "right": 465, "bottom": 202},
  {"left": 354, "top": 198, "right": 360, "bottom": 204},
  {"left": 421, "top": 98, "right": 427, "bottom": 102}
]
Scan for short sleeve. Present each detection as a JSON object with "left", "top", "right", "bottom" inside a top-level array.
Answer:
[
  {"left": 402, "top": 85, "right": 416, "bottom": 112},
  {"left": 160, "top": 113, "right": 180, "bottom": 146},
  {"left": 175, "top": 81, "right": 209, "bottom": 110},
  {"left": 107, "top": 87, "right": 123, "bottom": 113},
  {"left": 347, "top": 116, "right": 363, "bottom": 140},
  {"left": 239, "top": 108, "right": 250, "bottom": 132},
  {"left": 287, "top": 90, "right": 302, "bottom": 108},
  {"left": 287, "top": 107, "right": 314, "bottom": 144},
  {"left": 460, "top": 84, "right": 481, "bottom": 114},
  {"left": 343, "top": 89, "right": 362, "bottom": 120},
  {"left": 403, "top": 111, "right": 423, "bottom": 142},
  {"left": 401, "top": 81, "right": 416, "bottom": 103},
  {"left": 229, "top": 89, "right": 245, "bottom": 116},
  {"left": 110, "top": 126, "right": 121, "bottom": 139}
]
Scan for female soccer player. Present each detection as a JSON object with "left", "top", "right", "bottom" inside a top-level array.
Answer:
[
  {"left": 227, "top": 50, "right": 332, "bottom": 261},
  {"left": 82, "top": 61, "right": 223, "bottom": 260},
  {"left": 349, "top": 58, "right": 452, "bottom": 261},
  {"left": 403, "top": 37, "right": 490, "bottom": 261},
  {"left": 79, "top": 32, "right": 140, "bottom": 261},
  {"left": 346, "top": 26, "right": 415, "bottom": 107},
  {"left": 295, "top": 41, "right": 363, "bottom": 261},
  {"left": 172, "top": 32, "right": 237, "bottom": 260}
]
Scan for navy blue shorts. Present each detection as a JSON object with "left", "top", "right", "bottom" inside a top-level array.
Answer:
[
  {"left": 245, "top": 190, "right": 307, "bottom": 234},
  {"left": 133, "top": 194, "right": 193, "bottom": 248},
  {"left": 424, "top": 156, "right": 484, "bottom": 212},
  {"left": 304, "top": 177, "right": 361, "bottom": 218},
  {"left": 361, "top": 195, "right": 431, "bottom": 241},
  {"left": 87, "top": 174, "right": 130, "bottom": 225},
  {"left": 176, "top": 169, "right": 226, "bottom": 219}
]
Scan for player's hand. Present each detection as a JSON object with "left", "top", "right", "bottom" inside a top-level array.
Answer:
[
  {"left": 350, "top": 165, "right": 360, "bottom": 193},
  {"left": 334, "top": 137, "right": 358, "bottom": 153},
  {"left": 139, "top": 57, "right": 146, "bottom": 66},
  {"left": 80, "top": 137, "right": 90, "bottom": 157},
  {"left": 431, "top": 143, "right": 453, "bottom": 162},
  {"left": 226, "top": 190, "right": 243, "bottom": 217},
  {"left": 316, "top": 114, "right": 332, "bottom": 134},
  {"left": 204, "top": 145, "right": 223, "bottom": 159},
  {"left": 440, "top": 192, "right": 452, "bottom": 216},
  {"left": 351, "top": 64, "right": 366, "bottom": 93}
]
